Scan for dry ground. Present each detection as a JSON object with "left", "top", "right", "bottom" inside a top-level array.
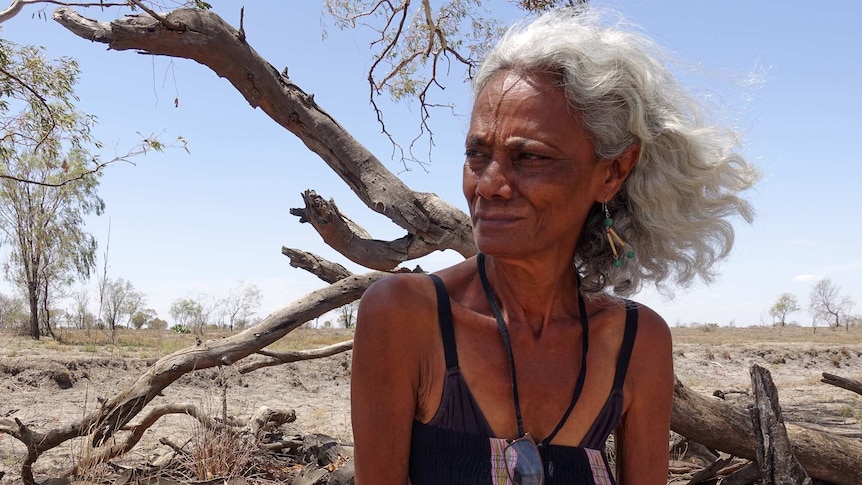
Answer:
[{"left": 1, "top": 325, "right": 860, "bottom": 483}]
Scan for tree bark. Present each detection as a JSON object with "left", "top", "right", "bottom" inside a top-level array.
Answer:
[
  {"left": 748, "top": 364, "right": 811, "bottom": 485},
  {"left": 671, "top": 376, "right": 862, "bottom": 485},
  {"left": 52, "top": 7, "right": 477, "bottom": 264},
  {"left": 27, "top": 282, "right": 38, "bottom": 339}
]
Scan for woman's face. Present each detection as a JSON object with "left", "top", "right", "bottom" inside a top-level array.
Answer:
[{"left": 463, "top": 70, "right": 610, "bottom": 260}]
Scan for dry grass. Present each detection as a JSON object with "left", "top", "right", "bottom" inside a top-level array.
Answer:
[
  {"left": 0, "top": 326, "right": 355, "bottom": 360},
  {"left": 185, "top": 422, "right": 259, "bottom": 481},
  {"left": 671, "top": 324, "right": 862, "bottom": 346},
  {"left": 5, "top": 324, "right": 857, "bottom": 358}
]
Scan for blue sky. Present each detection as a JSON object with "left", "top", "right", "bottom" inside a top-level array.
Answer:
[{"left": 1, "top": 1, "right": 860, "bottom": 328}]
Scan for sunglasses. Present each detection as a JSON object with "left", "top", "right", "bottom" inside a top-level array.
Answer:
[{"left": 504, "top": 433, "right": 545, "bottom": 485}]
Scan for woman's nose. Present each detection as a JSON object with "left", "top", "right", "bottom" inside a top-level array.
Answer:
[{"left": 475, "top": 160, "right": 513, "bottom": 200}]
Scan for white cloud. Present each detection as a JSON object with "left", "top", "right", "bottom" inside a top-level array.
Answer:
[{"left": 792, "top": 274, "right": 821, "bottom": 283}]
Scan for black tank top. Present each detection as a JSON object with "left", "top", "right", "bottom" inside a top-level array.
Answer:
[{"left": 409, "top": 274, "right": 638, "bottom": 485}]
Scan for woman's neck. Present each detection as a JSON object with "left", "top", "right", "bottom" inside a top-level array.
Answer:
[{"left": 480, "top": 253, "right": 581, "bottom": 336}]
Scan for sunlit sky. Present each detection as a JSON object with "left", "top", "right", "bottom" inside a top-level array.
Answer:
[{"left": 1, "top": 1, "right": 860, "bottom": 328}]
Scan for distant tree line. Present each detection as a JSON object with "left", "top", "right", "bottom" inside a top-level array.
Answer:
[
  {"left": 769, "top": 277, "right": 858, "bottom": 331},
  {"left": 0, "top": 280, "right": 266, "bottom": 336}
]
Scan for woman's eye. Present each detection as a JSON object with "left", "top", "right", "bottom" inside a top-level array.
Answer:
[
  {"left": 515, "top": 153, "right": 548, "bottom": 164},
  {"left": 464, "top": 150, "right": 488, "bottom": 165}
]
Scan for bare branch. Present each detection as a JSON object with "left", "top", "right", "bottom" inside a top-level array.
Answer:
[
  {"left": 281, "top": 247, "right": 352, "bottom": 284},
  {"left": 291, "top": 189, "right": 444, "bottom": 271},
  {"left": 0, "top": 136, "right": 184, "bottom": 187},
  {"left": 237, "top": 340, "right": 354, "bottom": 374}
]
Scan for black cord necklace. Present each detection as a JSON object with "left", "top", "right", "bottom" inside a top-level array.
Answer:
[{"left": 477, "top": 253, "right": 590, "bottom": 446}]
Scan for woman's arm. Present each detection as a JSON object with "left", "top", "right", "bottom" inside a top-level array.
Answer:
[
  {"left": 351, "top": 275, "right": 432, "bottom": 485},
  {"left": 615, "top": 305, "right": 674, "bottom": 484}
]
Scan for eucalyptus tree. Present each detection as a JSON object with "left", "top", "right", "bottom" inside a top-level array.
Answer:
[{"left": 0, "top": 150, "right": 103, "bottom": 339}]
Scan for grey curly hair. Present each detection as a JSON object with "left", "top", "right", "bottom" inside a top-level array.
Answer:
[{"left": 473, "top": 8, "right": 759, "bottom": 297}]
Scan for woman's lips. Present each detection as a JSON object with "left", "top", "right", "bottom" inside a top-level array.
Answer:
[{"left": 473, "top": 212, "right": 524, "bottom": 226}]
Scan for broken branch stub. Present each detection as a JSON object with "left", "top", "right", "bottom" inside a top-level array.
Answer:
[{"left": 747, "top": 364, "right": 811, "bottom": 485}]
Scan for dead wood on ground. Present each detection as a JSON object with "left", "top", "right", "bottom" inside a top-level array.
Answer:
[{"left": 821, "top": 372, "right": 862, "bottom": 396}]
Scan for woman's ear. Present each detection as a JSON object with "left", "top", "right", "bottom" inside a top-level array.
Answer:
[{"left": 599, "top": 144, "right": 640, "bottom": 200}]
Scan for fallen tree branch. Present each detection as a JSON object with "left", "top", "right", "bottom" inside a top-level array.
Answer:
[
  {"left": 0, "top": 272, "right": 386, "bottom": 457},
  {"left": 671, "top": 376, "right": 862, "bottom": 485},
  {"left": 821, "top": 372, "right": 862, "bottom": 396},
  {"left": 291, "top": 190, "right": 443, "bottom": 271},
  {"left": 86, "top": 272, "right": 384, "bottom": 447},
  {"left": 66, "top": 402, "right": 232, "bottom": 477},
  {"left": 52, "top": 6, "right": 477, "bottom": 260},
  {"left": 238, "top": 340, "right": 355, "bottom": 374},
  {"left": 282, "top": 247, "right": 352, "bottom": 284}
]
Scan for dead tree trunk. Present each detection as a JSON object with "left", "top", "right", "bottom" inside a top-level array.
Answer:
[
  {"left": 671, "top": 377, "right": 862, "bottom": 485},
  {"left": 748, "top": 364, "right": 811, "bottom": 485}
]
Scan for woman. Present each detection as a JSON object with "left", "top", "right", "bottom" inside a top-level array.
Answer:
[{"left": 351, "top": 8, "right": 757, "bottom": 485}]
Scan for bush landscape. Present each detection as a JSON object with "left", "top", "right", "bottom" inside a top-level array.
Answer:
[{"left": 1, "top": 324, "right": 860, "bottom": 483}]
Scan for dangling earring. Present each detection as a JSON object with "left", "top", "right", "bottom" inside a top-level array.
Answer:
[{"left": 603, "top": 201, "right": 635, "bottom": 267}]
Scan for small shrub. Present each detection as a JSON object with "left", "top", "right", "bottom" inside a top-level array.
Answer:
[
  {"left": 171, "top": 324, "right": 191, "bottom": 334},
  {"left": 838, "top": 404, "right": 855, "bottom": 418}
]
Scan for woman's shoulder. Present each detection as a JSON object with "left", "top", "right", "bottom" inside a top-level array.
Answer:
[
  {"left": 627, "top": 301, "right": 671, "bottom": 346},
  {"left": 359, "top": 272, "right": 437, "bottom": 322},
  {"left": 362, "top": 258, "right": 476, "bottom": 304},
  {"left": 590, "top": 298, "right": 671, "bottom": 357},
  {"left": 624, "top": 300, "right": 673, "bottom": 387}
]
